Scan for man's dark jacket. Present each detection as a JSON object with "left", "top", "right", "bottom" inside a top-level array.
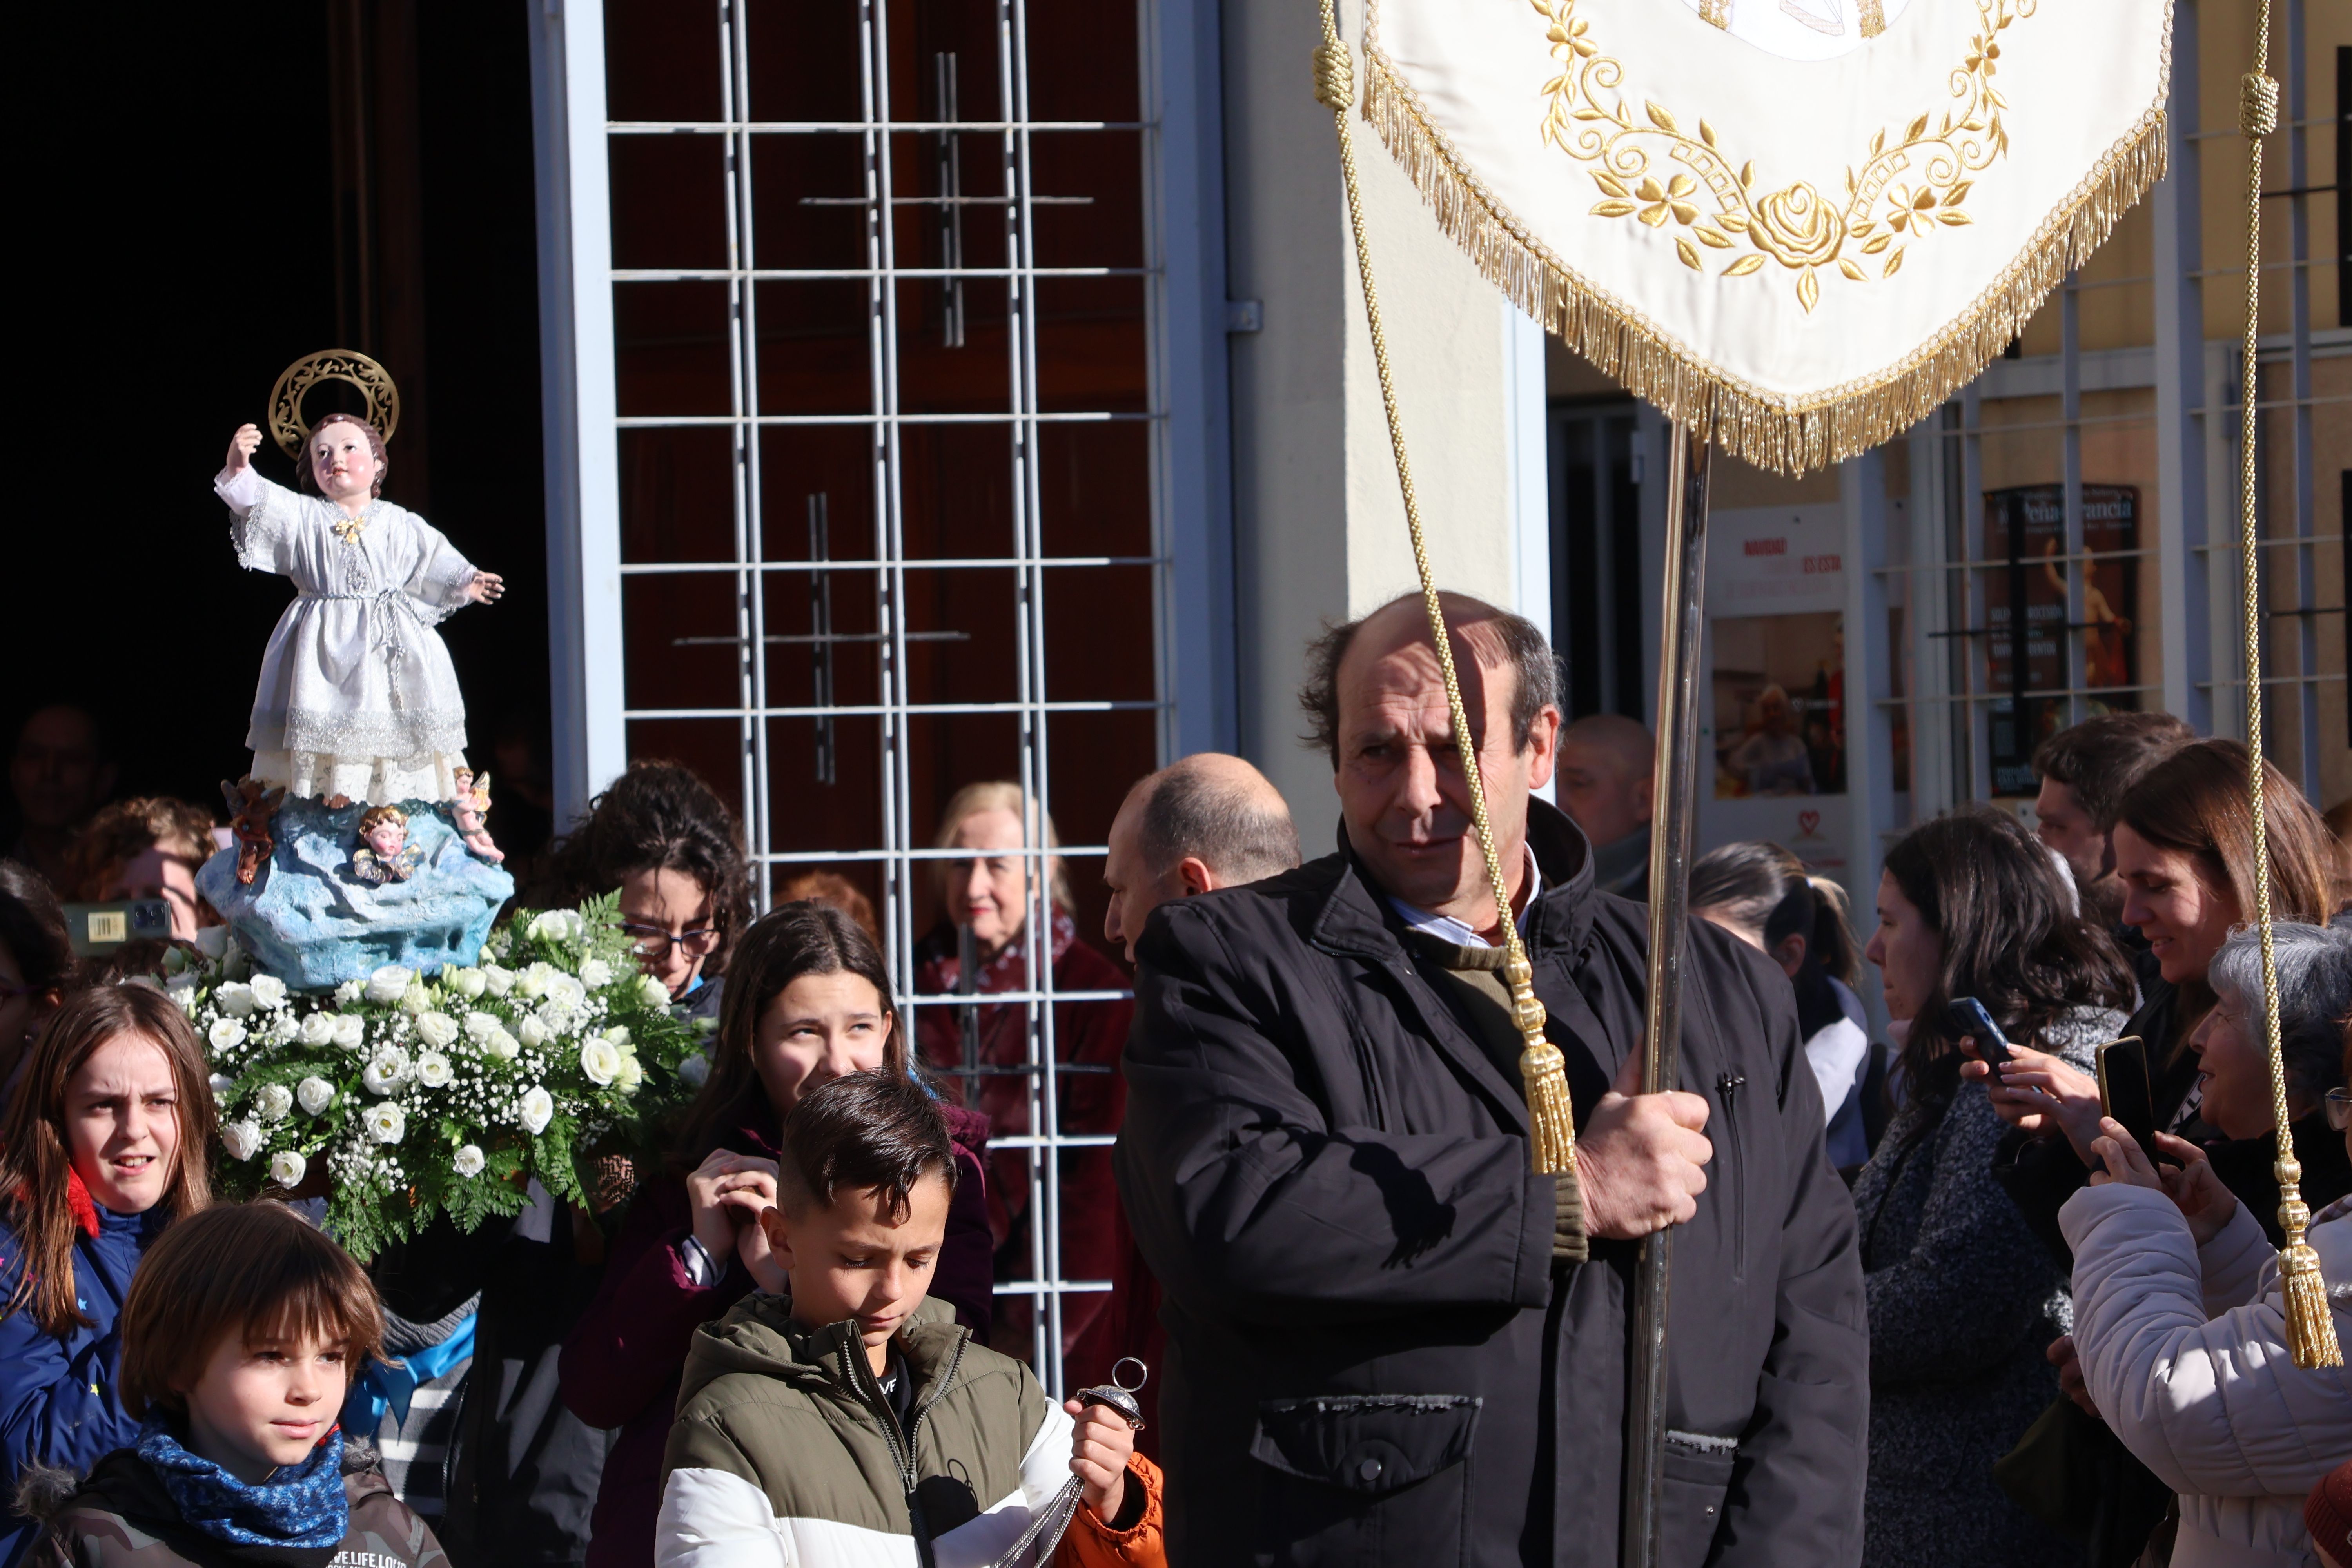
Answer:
[{"left": 1113, "top": 801, "right": 1867, "bottom": 1568}]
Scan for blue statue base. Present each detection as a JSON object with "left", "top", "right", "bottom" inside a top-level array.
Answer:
[{"left": 196, "top": 797, "right": 515, "bottom": 991}]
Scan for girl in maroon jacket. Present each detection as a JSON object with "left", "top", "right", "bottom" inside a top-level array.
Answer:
[{"left": 558, "top": 903, "right": 991, "bottom": 1568}]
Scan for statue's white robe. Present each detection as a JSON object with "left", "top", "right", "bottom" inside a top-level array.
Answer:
[{"left": 216, "top": 469, "right": 476, "bottom": 804}]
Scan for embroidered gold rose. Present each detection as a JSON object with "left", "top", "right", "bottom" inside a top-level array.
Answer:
[{"left": 1536, "top": 0, "right": 2022, "bottom": 310}]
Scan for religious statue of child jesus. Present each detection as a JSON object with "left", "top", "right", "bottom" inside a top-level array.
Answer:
[{"left": 216, "top": 416, "right": 503, "bottom": 805}]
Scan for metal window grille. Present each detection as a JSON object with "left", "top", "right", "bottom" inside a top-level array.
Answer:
[{"left": 595, "top": 0, "right": 1174, "bottom": 1397}]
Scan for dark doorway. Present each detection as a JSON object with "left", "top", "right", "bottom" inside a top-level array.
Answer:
[{"left": 1550, "top": 404, "right": 1645, "bottom": 720}]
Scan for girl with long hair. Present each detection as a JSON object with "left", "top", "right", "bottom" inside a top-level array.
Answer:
[
  {"left": 560, "top": 903, "right": 989, "bottom": 1568},
  {"left": 0, "top": 985, "right": 217, "bottom": 1566},
  {"left": 1851, "top": 806, "right": 2134, "bottom": 1568}
]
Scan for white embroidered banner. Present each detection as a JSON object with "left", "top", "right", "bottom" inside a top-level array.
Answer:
[{"left": 1361, "top": 0, "right": 2169, "bottom": 471}]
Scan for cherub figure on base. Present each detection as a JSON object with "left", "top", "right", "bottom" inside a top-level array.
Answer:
[
  {"left": 451, "top": 768, "right": 505, "bottom": 865},
  {"left": 221, "top": 778, "right": 287, "bottom": 886},
  {"left": 350, "top": 805, "right": 424, "bottom": 885}
]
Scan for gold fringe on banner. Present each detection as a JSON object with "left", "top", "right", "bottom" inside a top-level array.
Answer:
[{"left": 1355, "top": 42, "right": 2167, "bottom": 476}]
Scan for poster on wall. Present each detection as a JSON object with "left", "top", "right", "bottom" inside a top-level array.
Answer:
[
  {"left": 1701, "top": 507, "right": 1849, "bottom": 879},
  {"left": 1982, "top": 484, "right": 2141, "bottom": 796}
]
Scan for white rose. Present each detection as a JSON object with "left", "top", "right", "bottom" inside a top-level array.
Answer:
[
  {"left": 364, "top": 1100, "right": 407, "bottom": 1144},
  {"left": 484, "top": 1028, "right": 521, "bottom": 1062},
  {"left": 254, "top": 1083, "right": 294, "bottom": 1122},
  {"left": 297, "top": 1012, "right": 337, "bottom": 1047},
  {"left": 208, "top": 1073, "right": 235, "bottom": 1104},
  {"left": 528, "top": 910, "right": 584, "bottom": 945},
  {"left": 678, "top": 1052, "right": 710, "bottom": 1089},
  {"left": 220, "top": 1121, "right": 265, "bottom": 1161},
  {"left": 464, "top": 1011, "right": 502, "bottom": 1044},
  {"left": 639, "top": 975, "right": 673, "bottom": 1009},
  {"left": 603, "top": 1025, "right": 631, "bottom": 1047},
  {"left": 249, "top": 975, "right": 288, "bottom": 1010},
  {"left": 579, "top": 958, "right": 614, "bottom": 990},
  {"left": 333, "top": 1013, "right": 367, "bottom": 1051},
  {"left": 481, "top": 964, "right": 515, "bottom": 998},
  {"left": 516, "top": 962, "right": 556, "bottom": 1001},
  {"left": 297, "top": 1076, "right": 336, "bottom": 1116},
  {"left": 613, "top": 1054, "right": 644, "bottom": 1094},
  {"left": 517, "top": 1086, "right": 555, "bottom": 1136},
  {"left": 269, "top": 1149, "right": 307, "bottom": 1187},
  {"left": 415, "top": 1051, "right": 453, "bottom": 1089},
  {"left": 445, "top": 967, "right": 488, "bottom": 1000},
  {"left": 453, "top": 1144, "right": 486, "bottom": 1178},
  {"left": 193, "top": 927, "right": 232, "bottom": 962},
  {"left": 213, "top": 982, "right": 256, "bottom": 1018},
  {"left": 578, "top": 1038, "right": 622, "bottom": 1086},
  {"left": 334, "top": 979, "right": 365, "bottom": 1007},
  {"left": 414, "top": 1011, "right": 459, "bottom": 1050},
  {"left": 365, "top": 966, "right": 414, "bottom": 1005},
  {"left": 516, "top": 1014, "right": 550, "bottom": 1049},
  {"left": 208, "top": 1017, "right": 247, "bottom": 1052},
  {"left": 362, "top": 1046, "right": 412, "bottom": 1096},
  {"left": 543, "top": 974, "right": 588, "bottom": 1013},
  {"left": 399, "top": 981, "right": 430, "bottom": 1016}
]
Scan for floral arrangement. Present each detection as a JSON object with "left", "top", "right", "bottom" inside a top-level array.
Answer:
[{"left": 169, "top": 894, "right": 711, "bottom": 1259}]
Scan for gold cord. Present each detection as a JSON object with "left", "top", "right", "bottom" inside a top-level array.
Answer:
[
  {"left": 1313, "top": 6, "right": 1579, "bottom": 1177},
  {"left": 2234, "top": 0, "right": 2338, "bottom": 1368}
]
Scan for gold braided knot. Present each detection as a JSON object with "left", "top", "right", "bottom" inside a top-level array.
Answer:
[
  {"left": 1313, "top": 40, "right": 1354, "bottom": 112},
  {"left": 2239, "top": 71, "right": 2279, "bottom": 136}
]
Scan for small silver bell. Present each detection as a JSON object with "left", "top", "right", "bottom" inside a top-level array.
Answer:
[{"left": 1074, "top": 1357, "right": 1149, "bottom": 1430}]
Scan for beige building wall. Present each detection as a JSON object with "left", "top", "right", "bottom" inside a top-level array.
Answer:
[{"left": 1222, "top": 2, "right": 1526, "bottom": 840}]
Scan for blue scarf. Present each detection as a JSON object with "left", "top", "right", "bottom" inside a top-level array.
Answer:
[{"left": 134, "top": 1420, "right": 348, "bottom": 1549}]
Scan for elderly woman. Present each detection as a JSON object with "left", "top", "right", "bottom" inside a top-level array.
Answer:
[
  {"left": 0, "top": 985, "right": 216, "bottom": 1567},
  {"left": 1853, "top": 806, "right": 2136, "bottom": 1568},
  {"left": 914, "top": 781, "right": 1133, "bottom": 1390},
  {"left": 2060, "top": 921, "right": 2352, "bottom": 1568}
]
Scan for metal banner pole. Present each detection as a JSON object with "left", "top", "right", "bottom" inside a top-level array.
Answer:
[{"left": 1622, "top": 423, "right": 1712, "bottom": 1568}]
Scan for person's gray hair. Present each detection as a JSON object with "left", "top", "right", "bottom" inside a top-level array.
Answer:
[
  {"left": 1298, "top": 592, "right": 1561, "bottom": 768},
  {"left": 1138, "top": 767, "right": 1302, "bottom": 884},
  {"left": 2207, "top": 921, "right": 2352, "bottom": 1096}
]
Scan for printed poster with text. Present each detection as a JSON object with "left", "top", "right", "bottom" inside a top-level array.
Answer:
[
  {"left": 1700, "top": 506, "right": 1848, "bottom": 880},
  {"left": 1981, "top": 484, "right": 2141, "bottom": 797}
]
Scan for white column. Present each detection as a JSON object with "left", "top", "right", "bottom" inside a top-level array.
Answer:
[{"left": 528, "top": 0, "right": 624, "bottom": 828}]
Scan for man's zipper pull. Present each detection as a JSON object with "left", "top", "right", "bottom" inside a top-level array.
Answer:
[{"left": 1717, "top": 1071, "right": 1745, "bottom": 1111}]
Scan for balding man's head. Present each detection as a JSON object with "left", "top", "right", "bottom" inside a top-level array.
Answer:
[
  {"left": 1102, "top": 754, "right": 1299, "bottom": 961},
  {"left": 1299, "top": 591, "right": 1564, "bottom": 928},
  {"left": 1555, "top": 712, "right": 1654, "bottom": 849}
]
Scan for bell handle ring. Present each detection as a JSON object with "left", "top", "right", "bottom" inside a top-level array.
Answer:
[{"left": 1075, "top": 1357, "right": 1149, "bottom": 1430}]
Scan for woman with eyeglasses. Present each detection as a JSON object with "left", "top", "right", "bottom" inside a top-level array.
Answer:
[
  {"left": 533, "top": 762, "right": 753, "bottom": 1019},
  {"left": 2056, "top": 920, "right": 2352, "bottom": 1568}
]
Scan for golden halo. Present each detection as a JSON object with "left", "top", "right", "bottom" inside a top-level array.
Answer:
[{"left": 267, "top": 349, "right": 401, "bottom": 458}]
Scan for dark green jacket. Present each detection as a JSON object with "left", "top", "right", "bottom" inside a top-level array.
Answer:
[{"left": 659, "top": 1293, "right": 1094, "bottom": 1566}]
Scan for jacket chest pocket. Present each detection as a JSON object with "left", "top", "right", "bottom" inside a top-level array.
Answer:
[{"left": 1246, "top": 1394, "right": 1479, "bottom": 1568}]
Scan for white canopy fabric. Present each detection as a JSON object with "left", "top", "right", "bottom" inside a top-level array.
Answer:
[{"left": 1361, "top": 0, "right": 2170, "bottom": 471}]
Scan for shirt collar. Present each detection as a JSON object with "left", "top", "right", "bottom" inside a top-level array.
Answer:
[{"left": 1385, "top": 842, "right": 1543, "bottom": 949}]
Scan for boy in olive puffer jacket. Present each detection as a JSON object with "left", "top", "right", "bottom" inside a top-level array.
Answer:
[
  {"left": 657, "top": 1073, "right": 1163, "bottom": 1568},
  {"left": 21, "top": 1202, "right": 446, "bottom": 1568}
]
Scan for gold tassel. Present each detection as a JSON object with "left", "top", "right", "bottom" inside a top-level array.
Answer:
[
  {"left": 2276, "top": 1158, "right": 2344, "bottom": 1368},
  {"left": 1507, "top": 952, "right": 1579, "bottom": 1176}
]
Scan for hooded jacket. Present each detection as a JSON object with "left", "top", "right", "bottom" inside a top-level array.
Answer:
[
  {"left": 657, "top": 1292, "right": 1161, "bottom": 1567},
  {"left": 17, "top": 1437, "right": 446, "bottom": 1568},
  {"left": 0, "top": 1178, "right": 173, "bottom": 1568},
  {"left": 2063, "top": 1185, "right": 2352, "bottom": 1568},
  {"left": 1113, "top": 801, "right": 1869, "bottom": 1568}
]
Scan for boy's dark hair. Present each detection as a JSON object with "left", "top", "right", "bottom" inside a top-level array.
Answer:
[
  {"left": 777, "top": 1072, "right": 957, "bottom": 1222},
  {"left": 2031, "top": 711, "right": 2196, "bottom": 830},
  {"left": 116, "top": 1202, "right": 384, "bottom": 1419}
]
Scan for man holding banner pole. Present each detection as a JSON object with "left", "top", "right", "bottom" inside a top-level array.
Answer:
[{"left": 1114, "top": 592, "right": 1866, "bottom": 1567}]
